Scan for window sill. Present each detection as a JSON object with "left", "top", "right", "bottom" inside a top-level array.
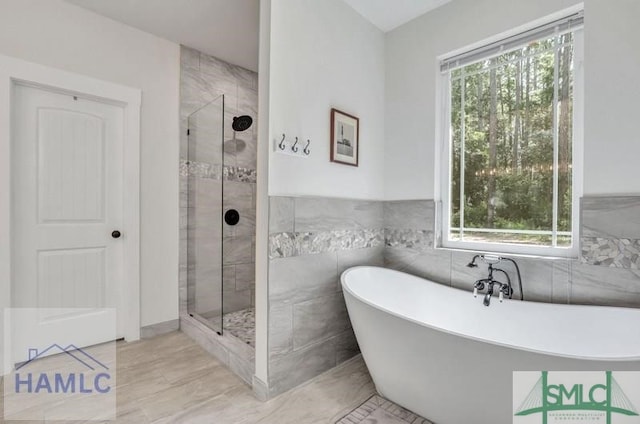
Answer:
[{"left": 434, "top": 244, "right": 578, "bottom": 261}]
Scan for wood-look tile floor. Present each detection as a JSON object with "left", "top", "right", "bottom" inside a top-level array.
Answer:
[{"left": 1, "top": 331, "right": 375, "bottom": 423}]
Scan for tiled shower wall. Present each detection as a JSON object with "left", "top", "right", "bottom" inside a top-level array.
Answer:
[
  {"left": 267, "top": 194, "right": 640, "bottom": 396},
  {"left": 179, "top": 46, "right": 258, "bottom": 316}
]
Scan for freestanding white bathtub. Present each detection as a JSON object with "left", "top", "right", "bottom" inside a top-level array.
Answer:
[{"left": 341, "top": 266, "right": 640, "bottom": 424}]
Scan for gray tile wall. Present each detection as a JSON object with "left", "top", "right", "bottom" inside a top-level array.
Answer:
[
  {"left": 581, "top": 196, "right": 640, "bottom": 269},
  {"left": 267, "top": 196, "right": 384, "bottom": 397},
  {"left": 383, "top": 200, "right": 447, "bottom": 282},
  {"left": 265, "top": 194, "right": 640, "bottom": 398},
  {"left": 384, "top": 197, "right": 640, "bottom": 309},
  {"left": 179, "top": 46, "right": 258, "bottom": 318}
]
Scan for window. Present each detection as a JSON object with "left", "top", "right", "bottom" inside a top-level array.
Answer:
[{"left": 439, "top": 11, "right": 583, "bottom": 257}]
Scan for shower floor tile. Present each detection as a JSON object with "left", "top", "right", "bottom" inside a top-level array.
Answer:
[{"left": 223, "top": 307, "right": 255, "bottom": 347}]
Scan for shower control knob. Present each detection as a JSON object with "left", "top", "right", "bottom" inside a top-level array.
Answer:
[
  {"left": 225, "top": 209, "right": 240, "bottom": 226},
  {"left": 111, "top": 230, "right": 122, "bottom": 239}
]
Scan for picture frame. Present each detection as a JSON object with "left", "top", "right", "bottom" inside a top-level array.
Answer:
[{"left": 330, "top": 108, "right": 359, "bottom": 167}]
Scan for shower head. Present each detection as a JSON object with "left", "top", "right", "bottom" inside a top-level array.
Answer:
[
  {"left": 232, "top": 115, "right": 253, "bottom": 132},
  {"left": 466, "top": 255, "right": 480, "bottom": 268}
]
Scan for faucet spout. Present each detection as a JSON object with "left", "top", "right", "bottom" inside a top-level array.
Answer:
[{"left": 483, "top": 285, "right": 494, "bottom": 306}]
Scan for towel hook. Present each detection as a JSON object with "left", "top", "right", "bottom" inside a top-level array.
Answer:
[
  {"left": 278, "top": 133, "right": 286, "bottom": 150},
  {"left": 291, "top": 136, "right": 299, "bottom": 153},
  {"left": 303, "top": 139, "right": 311, "bottom": 155}
]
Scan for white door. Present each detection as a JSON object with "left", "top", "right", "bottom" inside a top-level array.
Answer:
[{"left": 11, "top": 83, "right": 124, "bottom": 363}]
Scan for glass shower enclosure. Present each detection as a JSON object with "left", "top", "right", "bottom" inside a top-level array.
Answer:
[{"left": 186, "top": 95, "right": 224, "bottom": 334}]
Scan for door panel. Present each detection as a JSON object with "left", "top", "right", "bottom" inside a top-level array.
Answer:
[
  {"left": 37, "top": 248, "right": 106, "bottom": 309},
  {"left": 37, "top": 108, "right": 105, "bottom": 223},
  {"left": 11, "top": 84, "right": 123, "bottom": 363}
]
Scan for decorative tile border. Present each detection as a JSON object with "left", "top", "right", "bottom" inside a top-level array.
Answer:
[
  {"left": 581, "top": 236, "right": 640, "bottom": 269},
  {"left": 385, "top": 229, "right": 433, "bottom": 251},
  {"left": 223, "top": 165, "right": 257, "bottom": 183},
  {"left": 269, "top": 232, "right": 296, "bottom": 258},
  {"left": 269, "top": 228, "right": 437, "bottom": 259},
  {"left": 336, "top": 395, "right": 432, "bottom": 424},
  {"left": 179, "top": 159, "right": 221, "bottom": 179},
  {"left": 179, "top": 159, "right": 256, "bottom": 183},
  {"left": 269, "top": 229, "right": 385, "bottom": 259}
]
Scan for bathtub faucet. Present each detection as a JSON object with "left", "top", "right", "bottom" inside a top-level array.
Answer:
[
  {"left": 467, "top": 254, "right": 524, "bottom": 302},
  {"left": 473, "top": 276, "right": 512, "bottom": 306},
  {"left": 471, "top": 259, "right": 515, "bottom": 306}
]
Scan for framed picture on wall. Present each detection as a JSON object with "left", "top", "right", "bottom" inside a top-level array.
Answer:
[{"left": 330, "top": 108, "right": 359, "bottom": 166}]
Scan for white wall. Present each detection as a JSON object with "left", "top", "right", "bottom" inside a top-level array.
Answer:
[
  {"left": 255, "top": 0, "right": 271, "bottom": 387},
  {"left": 268, "top": 0, "right": 386, "bottom": 200},
  {"left": 582, "top": 0, "right": 640, "bottom": 195},
  {"left": 0, "top": 0, "right": 180, "bottom": 327},
  {"left": 384, "top": 0, "right": 640, "bottom": 199}
]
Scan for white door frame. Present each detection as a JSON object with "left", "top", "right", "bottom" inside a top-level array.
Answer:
[{"left": 0, "top": 54, "right": 141, "bottom": 349}]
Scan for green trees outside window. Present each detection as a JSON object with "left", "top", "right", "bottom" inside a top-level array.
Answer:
[{"left": 447, "top": 32, "right": 577, "bottom": 248}]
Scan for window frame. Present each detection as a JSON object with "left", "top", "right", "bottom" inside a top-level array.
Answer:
[{"left": 436, "top": 10, "right": 584, "bottom": 259}]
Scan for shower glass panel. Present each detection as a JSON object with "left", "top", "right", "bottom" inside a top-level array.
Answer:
[{"left": 187, "top": 95, "right": 224, "bottom": 334}]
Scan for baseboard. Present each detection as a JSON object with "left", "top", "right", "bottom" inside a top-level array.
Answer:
[{"left": 140, "top": 319, "right": 179, "bottom": 339}]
